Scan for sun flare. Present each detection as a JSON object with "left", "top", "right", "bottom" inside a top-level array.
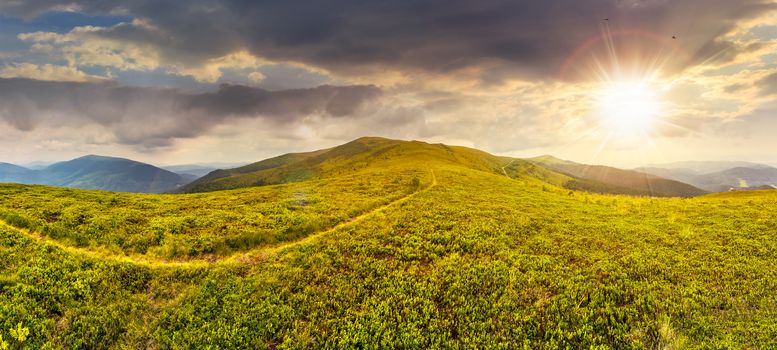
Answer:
[{"left": 596, "top": 81, "right": 662, "bottom": 137}]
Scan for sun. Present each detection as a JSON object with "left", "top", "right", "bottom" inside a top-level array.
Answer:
[{"left": 596, "top": 81, "right": 662, "bottom": 137}]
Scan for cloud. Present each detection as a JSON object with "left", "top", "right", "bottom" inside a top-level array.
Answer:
[
  {"left": 0, "top": 78, "right": 382, "bottom": 148},
  {"left": 4, "top": 0, "right": 775, "bottom": 84},
  {"left": 757, "top": 71, "right": 777, "bottom": 95},
  {"left": 0, "top": 1, "right": 776, "bottom": 166},
  {"left": 17, "top": 23, "right": 274, "bottom": 83},
  {"left": 0, "top": 63, "right": 107, "bottom": 82},
  {"left": 189, "top": 83, "right": 381, "bottom": 119}
]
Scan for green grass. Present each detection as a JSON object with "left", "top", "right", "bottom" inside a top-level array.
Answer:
[
  {"left": 0, "top": 167, "right": 427, "bottom": 259},
  {"left": 0, "top": 138, "right": 775, "bottom": 348}
]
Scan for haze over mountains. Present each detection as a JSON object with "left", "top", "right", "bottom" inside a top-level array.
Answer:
[
  {"left": 1, "top": 138, "right": 775, "bottom": 196},
  {"left": 527, "top": 156, "right": 707, "bottom": 197},
  {"left": 161, "top": 162, "right": 248, "bottom": 178},
  {"left": 637, "top": 161, "right": 777, "bottom": 192},
  {"left": 0, "top": 155, "right": 191, "bottom": 193}
]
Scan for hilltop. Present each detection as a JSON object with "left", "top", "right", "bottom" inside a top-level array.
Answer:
[
  {"left": 181, "top": 137, "right": 704, "bottom": 197},
  {"left": 178, "top": 137, "right": 512, "bottom": 193}
]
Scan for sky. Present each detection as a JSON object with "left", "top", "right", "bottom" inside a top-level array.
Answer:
[{"left": 0, "top": 0, "right": 776, "bottom": 167}]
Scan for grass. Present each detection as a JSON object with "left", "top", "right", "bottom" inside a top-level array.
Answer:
[
  {"left": 0, "top": 166, "right": 426, "bottom": 260},
  {"left": 0, "top": 138, "right": 775, "bottom": 348}
]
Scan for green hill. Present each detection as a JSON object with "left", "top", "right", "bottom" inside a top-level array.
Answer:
[
  {"left": 0, "top": 137, "right": 775, "bottom": 348},
  {"left": 181, "top": 137, "right": 702, "bottom": 198},
  {"left": 179, "top": 137, "right": 515, "bottom": 193}
]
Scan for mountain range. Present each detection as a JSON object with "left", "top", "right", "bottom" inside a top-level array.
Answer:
[
  {"left": 1, "top": 139, "right": 775, "bottom": 196},
  {"left": 526, "top": 155, "right": 707, "bottom": 197},
  {"left": 0, "top": 155, "right": 191, "bottom": 193},
  {"left": 637, "top": 162, "right": 777, "bottom": 192}
]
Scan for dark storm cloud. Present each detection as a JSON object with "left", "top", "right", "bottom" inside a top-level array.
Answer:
[
  {"left": 1, "top": 0, "right": 772, "bottom": 80},
  {"left": 192, "top": 84, "right": 381, "bottom": 118},
  {"left": 0, "top": 78, "right": 381, "bottom": 147}
]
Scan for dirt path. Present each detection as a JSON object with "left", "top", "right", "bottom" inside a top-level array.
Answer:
[
  {"left": 501, "top": 160, "right": 516, "bottom": 177},
  {"left": 257, "top": 170, "right": 436, "bottom": 254},
  {"left": 0, "top": 171, "right": 438, "bottom": 269}
]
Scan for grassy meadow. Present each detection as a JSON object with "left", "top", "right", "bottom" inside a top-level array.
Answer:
[{"left": 0, "top": 138, "right": 775, "bottom": 348}]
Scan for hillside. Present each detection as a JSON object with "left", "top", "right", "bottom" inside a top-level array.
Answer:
[
  {"left": 0, "top": 137, "right": 775, "bottom": 348},
  {"left": 528, "top": 156, "right": 707, "bottom": 197},
  {"left": 179, "top": 137, "right": 514, "bottom": 193},
  {"left": 180, "top": 138, "right": 705, "bottom": 197}
]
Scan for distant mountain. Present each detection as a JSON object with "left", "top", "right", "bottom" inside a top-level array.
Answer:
[
  {"left": 728, "top": 184, "right": 777, "bottom": 192},
  {"left": 43, "top": 155, "right": 191, "bottom": 193},
  {"left": 690, "top": 167, "right": 777, "bottom": 192},
  {"left": 0, "top": 156, "right": 192, "bottom": 193},
  {"left": 642, "top": 161, "right": 773, "bottom": 174},
  {"left": 162, "top": 165, "right": 218, "bottom": 178},
  {"left": 529, "top": 156, "right": 707, "bottom": 197},
  {"left": 21, "top": 161, "right": 56, "bottom": 170},
  {"left": 162, "top": 162, "right": 248, "bottom": 178},
  {"left": 0, "top": 163, "right": 42, "bottom": 184},
  {"left": 638, "top": 163, "right": 777, "bottom": 192},
  {"left": 634, "top": 167, "right": 699, "bottom": 185}
]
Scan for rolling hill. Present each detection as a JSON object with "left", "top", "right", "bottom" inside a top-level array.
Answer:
[
  {"left": 0, "top": 137, "right": 774, "bottom": 348},
  {"left": 527, "top": 155, "right": 707, "bottom": 197},
  {"left": 179, "top": 137, "right": 513, "bottom": 193},
  {"left": 0, "top": 155, "right": 192, "bottom": 193},
  {"left": 180, "top": 137, "right": 705, "bottom": 197}
]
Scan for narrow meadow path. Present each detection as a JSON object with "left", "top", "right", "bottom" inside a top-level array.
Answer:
[{"left": 0, "top": 171, "right": 438, "bottom": 269}]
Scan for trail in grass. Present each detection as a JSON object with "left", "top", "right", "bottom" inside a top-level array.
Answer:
[
  {"left": 0, "top": 171, "right": 437, "bottom": 268},
  {"left": 236, "top": 170, "right": 438, "bottom": 262},
  {"left": 501, "top": 160, "right": 516, "bottom": 177}
]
